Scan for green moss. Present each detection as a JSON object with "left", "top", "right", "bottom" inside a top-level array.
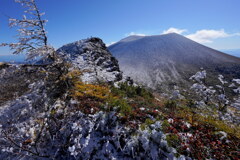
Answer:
[
  {"left": 140, "top": 124, "right": 146, "bottom": 130},
  {"left": 166, "top": 133, "right": 180, "bottom": 148},
  {"left": 174, "top": 153, "right": 181, "bottom": 158},
  {"left": 145, "top": 118, "right": 154, "bottom": 125},
  {"left": 119, "top": 101, "right": 132, "bottom": 114},
  {"left": 140, "top": 118, "right": 155, "bottom": 130},
  {"left": 50, "top": 109, "right": 57, "bottom": 115},
  {"left": 108, "top": 98, "right": 132, "bottom": 115},
  {"left": 162, "top": 120, "right": 170, "bottom": 132}
]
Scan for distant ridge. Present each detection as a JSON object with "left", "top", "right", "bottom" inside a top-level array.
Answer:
[{"left": 0, "top": 54, "right": 25, "bottom": 63}]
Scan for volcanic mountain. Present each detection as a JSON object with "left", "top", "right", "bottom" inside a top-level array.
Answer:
[{"left": 108, "top": 33, "right": 240, "bottom": 92}]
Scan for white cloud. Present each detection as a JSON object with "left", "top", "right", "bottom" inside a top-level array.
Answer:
[
  {"left": 186, "top": 29, "right": 230, "bottom": 43},
  {"left": 232, "top": 32, "right": 240, "bottom": 36},
  {"left": 125, "top": 32, "right": 146, "bottom": 37},
  {"left": 162, "top": 27, "right": 187, "bottom": 35},
  {"left": 106, "top": 42, "right": 116, "bottom": 47},
  {"left": 161, "top": 28, "right": 240, "bottom": 44}
]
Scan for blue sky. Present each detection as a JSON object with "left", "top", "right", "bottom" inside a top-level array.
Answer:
[{"left": 0, "top": 0, "right": 240, "bottom": 56}]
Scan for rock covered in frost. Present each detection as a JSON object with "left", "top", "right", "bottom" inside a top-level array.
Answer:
[
  {"left": 218, "top": 75, "right": 228, "bottom": 84},
  {"left": 57, "top": 37, "right": 123, "bottom": 83},
  {"left": 233, "top": 79, "right": 240, "bottom": 84},
  {"left": 189, "top": 70, "right": 206, "bottom": 83}
]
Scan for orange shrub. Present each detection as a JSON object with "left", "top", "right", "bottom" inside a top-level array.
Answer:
[{"left": 72, "top": 81, "right": 111, "bottom": 100}]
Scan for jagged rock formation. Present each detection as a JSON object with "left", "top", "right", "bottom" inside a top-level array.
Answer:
[
  {"left": 57, "top": 38, "right": 123, "bottom": 83},
  {"left": 109, "top": 33, "right": 240, "bottom": 92}
]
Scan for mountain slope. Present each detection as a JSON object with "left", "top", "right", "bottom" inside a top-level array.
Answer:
[{"left": 109, "top": 33, "right": 240, "bottom": 91}]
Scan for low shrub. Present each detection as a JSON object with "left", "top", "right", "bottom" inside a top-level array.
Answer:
[
  {"left": 72, "top": 82, "right": 110, "bottom": 100},
  {"left": 166, "top": 133, "right": 181, "bottom": 148},
  {"left": 108, "top": 97, "right": 132, "bottom": 115},
  {"left": 111, "top": 82, "right": 153, "bottom": 100},
  {"left": 164, "top": 100, "right": 177, "bottom": 111},
  {"left": 140, "top": 118, "right": 155, "bottom": 130},
  {"left": 162, "top": 120, "right": 170, "bottom": 132}
]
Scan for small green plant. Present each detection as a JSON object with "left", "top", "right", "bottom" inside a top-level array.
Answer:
[
  {"left": 164, "top": 100, "right": 177, "bottom": 111},
  {"left": 135, "top": 86, "right": 154, "bottom": 100},
  {"left": 111, "top": 82, "right": 153, "bottom": 100},
  {"left": 119, "top": 100, "right": 132, "bottom": 114},
  {"left": 186, "top": 99, "right": 195, "bottom": 108},
  {"left": 166, "top": 133, "right": 181, "bottom": 148},
  {"left": 108, "top": 98, "right": 132, "bottom": 115},
  {"left": 119, "top": 82, "right": 137, "bottom": 98},
  {"left": 145, "top": 118, "right": 154, "bottom": 125},
  {"left": 162, "top": 120, "right": 170, "bottom": 132},
  {"left": 140, "top": 118, "right": 155, "bottom": 130}
]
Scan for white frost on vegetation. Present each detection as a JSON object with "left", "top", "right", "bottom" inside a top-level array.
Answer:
[
  {"left": 218, "top": 75, "right": 228, "bottom": 84},
  {"left": 189, "top": 70, "right": 206, "bottom": 83}
]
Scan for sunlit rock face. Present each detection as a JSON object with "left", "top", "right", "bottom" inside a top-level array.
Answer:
[{"left": 57, "top": 37, "right": 123, "bottom": 83}]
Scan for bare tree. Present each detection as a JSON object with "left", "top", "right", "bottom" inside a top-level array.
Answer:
[{"left": 1, "top": 0, "right": 55, "bottom": 61}]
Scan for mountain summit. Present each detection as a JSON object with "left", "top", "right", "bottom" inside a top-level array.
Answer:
[{"left": 109, "top": 33, "right": 240, "bottom": 91}]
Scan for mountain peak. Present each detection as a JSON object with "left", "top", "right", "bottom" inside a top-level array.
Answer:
[
  {"left": 119, "top": 35, "right": 145, "bottom": 43},
  {"left": 162, "top": 32, "right": 180, "bottom": 35},
  {"left": 109, "top": 33, "right": 240, "bottom": 90},
  {"left": 115, "top": 33, "right": 187, "bottom": 46}
]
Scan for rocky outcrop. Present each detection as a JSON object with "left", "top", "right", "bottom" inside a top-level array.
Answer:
[{"left": 57, "top": 38, "right": 123, "bottom": 83}]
